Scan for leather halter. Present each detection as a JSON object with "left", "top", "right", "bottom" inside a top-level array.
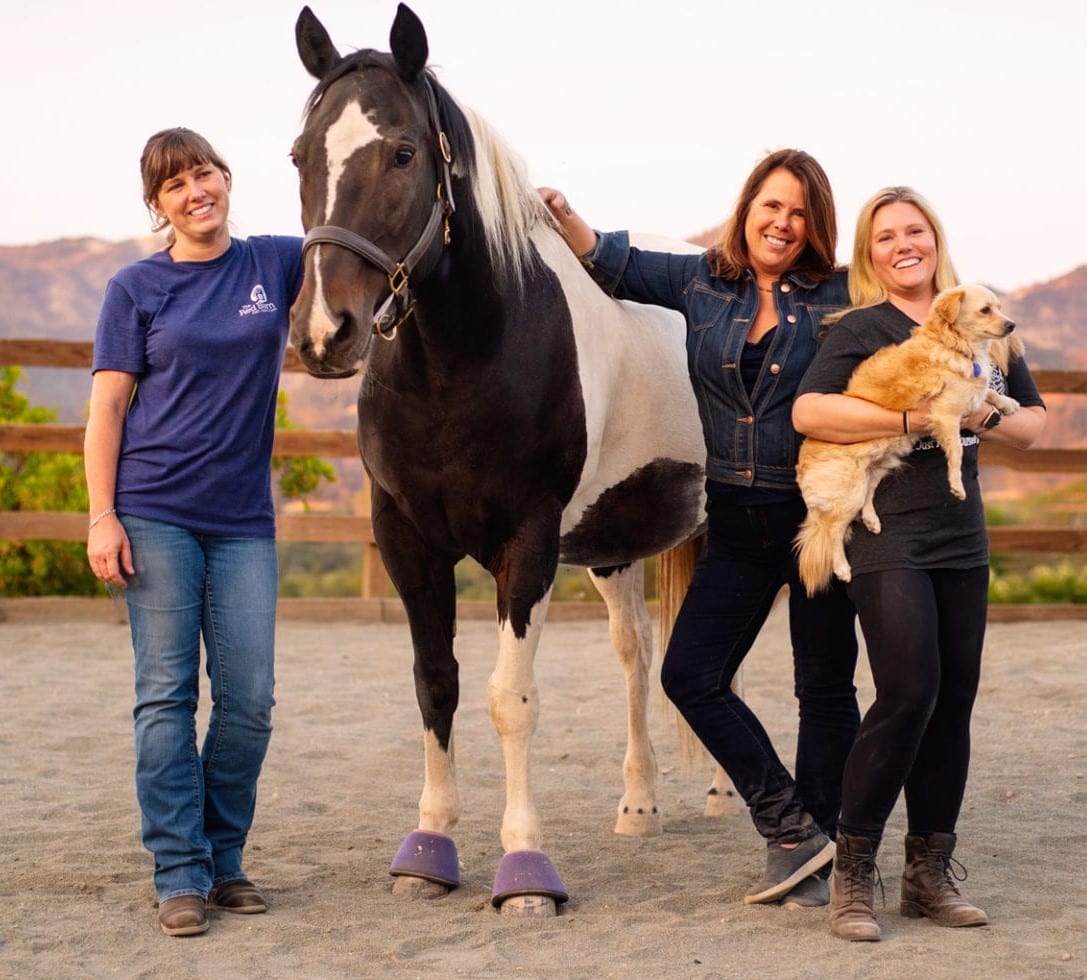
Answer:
[{"left": 301, "top": 77, "right": 455, "bottom": 341}]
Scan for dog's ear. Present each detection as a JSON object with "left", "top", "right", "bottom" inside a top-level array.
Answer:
[{"left": 934, "top": 287, "right": 965, "bottom": 324}]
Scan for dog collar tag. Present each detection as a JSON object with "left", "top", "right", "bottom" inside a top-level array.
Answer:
[{"left": 972, "top": 361, "right": 982, "bottom": 378}]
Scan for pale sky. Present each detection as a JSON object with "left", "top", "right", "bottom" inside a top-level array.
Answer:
[{"left": 3, "top": 0, "right": 1084, "bottom": 293}]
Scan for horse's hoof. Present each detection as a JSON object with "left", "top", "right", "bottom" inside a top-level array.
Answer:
[
  {"left": 704, "top": 787, "right": 743, "bottom": 818},
  {"left": 614, "top": 805, "right": 662, "bottom": 836},
  {"left": 498, "top": 894, "right": 557, "bottom": 917},
  {"left": 491, "top": 850, "right": 568, "bottom": 909},
  {"left": 391, "top": 874, "right": 451, "bottom": 900},
  {"left": 389, "top": 831, "right": 460, "bottom": 888}
]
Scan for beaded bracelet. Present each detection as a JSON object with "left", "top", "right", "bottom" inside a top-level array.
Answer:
[{"left": 88, "top": 508, "right": 116, "bottom": 530}]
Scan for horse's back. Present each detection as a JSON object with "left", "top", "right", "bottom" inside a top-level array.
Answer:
[{"left": 532, "top": 230, "right": 706, "bottom": 567}]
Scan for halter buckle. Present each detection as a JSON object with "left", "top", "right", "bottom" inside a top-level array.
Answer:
[{"left": 388, "top": 263, "right": 409, "bottom": 296}]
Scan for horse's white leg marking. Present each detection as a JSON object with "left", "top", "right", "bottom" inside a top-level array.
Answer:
[
  {"left": 417, "top": 729, "right": 461, "bottom": 835},
  {"left": 588, "top": 562, "right": 662, "bottom": 836},
  {"left": 487, "top": 591, "right": 552, "bottom": 854},
  {"left": 302, "top": 102, "right": 384, "bottom": 355}
]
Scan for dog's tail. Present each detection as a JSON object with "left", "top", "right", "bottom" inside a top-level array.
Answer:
[{"left": 794, "top": 513, "right": 839, "bottom": 598}]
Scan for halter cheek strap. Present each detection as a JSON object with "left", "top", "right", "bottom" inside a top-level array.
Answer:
[{"left": 302, "top": 77, "right": 455, "bottom": 340}]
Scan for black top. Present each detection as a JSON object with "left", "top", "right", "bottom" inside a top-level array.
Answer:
[{"left": 797, "top": 301, "right": 1046, "bottom": 574}]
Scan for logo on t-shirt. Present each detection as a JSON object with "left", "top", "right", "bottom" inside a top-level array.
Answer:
[{"left": 238, "top": 284, "right": 278, "bottom": 317}]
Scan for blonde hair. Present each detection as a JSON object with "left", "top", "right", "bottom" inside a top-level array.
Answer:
[
  {"left": 846, "top": 186, "right": 958, "bottom": 310},
  {"left": 707, "top": 148, "right": 838, "bottom": 282},
  {"left": 140, "top": 127, "right": 231, "bottom": 235}
]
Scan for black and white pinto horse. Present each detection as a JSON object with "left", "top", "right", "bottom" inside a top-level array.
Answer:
[{"left": 289, "top": 3, "right": 710, "bottom": 915}]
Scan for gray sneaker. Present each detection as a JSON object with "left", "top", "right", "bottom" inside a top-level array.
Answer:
[
  {"left": 744, "top": 832, "right": 835, "bottom": 905},
  {"left": 779, "top": 874, "right": 830, "bottom": 909}
]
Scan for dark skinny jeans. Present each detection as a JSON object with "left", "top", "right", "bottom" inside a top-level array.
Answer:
[
  {"left": 661, "top": 487, "right": 860, "bottom": 843},
  {"left": 838, "top": 565, "right": 989, "bottom": 844}
]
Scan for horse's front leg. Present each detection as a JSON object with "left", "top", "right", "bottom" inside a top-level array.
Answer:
[
  {"left": 486, "top": 510, "right": 569, "bottom": 916},
  {"left": 587, "top": 561, "right": 661, "bottom": 835},
  {"left": 373, "top": 493, "right": 462, "bottom": 899}
]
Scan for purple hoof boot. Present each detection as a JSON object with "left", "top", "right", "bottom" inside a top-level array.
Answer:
[
  {"left": 491, "top": 850, "right": 568, "bottom": 907},
  {"left": 389, "top": 831, "right": 460, "bottom": 887}
]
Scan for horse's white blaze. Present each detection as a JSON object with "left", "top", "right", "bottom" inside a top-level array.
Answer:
[
  {"left": 300, "top": 102, "right": 385, "bottom": 360},
  {"left": 323, "top": 100, "right": 381, "bottom": 222},
  {"left": 488, "top": 593, "right": 551, "bottom": 853},
  {"left": 301, "top": 251, "right": 343, "bottom": 357}
]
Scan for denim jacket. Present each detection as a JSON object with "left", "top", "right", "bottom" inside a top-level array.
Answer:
[{"left": 583, "top": 230, "right": 849, "bottom": 491}]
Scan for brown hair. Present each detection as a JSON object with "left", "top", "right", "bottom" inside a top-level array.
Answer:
[
  {"left": 707, "top": 148, "right": 838, "bottom": 282},
  {"left": 140, "top": 127, "right": 231, "bottom": 234}
]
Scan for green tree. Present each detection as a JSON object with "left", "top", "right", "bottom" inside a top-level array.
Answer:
[
  {"left": 271, "top": 390, "right": 337, "bottom": 509},
  {"left": 0, "top": 366, "right": 96, "bottom": 596}
]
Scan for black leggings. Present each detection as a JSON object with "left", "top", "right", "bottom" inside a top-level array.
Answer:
[{"left": 838, "top": 566, "right": 989, "bottom": 843}]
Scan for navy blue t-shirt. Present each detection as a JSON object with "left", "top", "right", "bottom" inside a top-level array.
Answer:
[{"left": 93, "top": 236, "right": 304, "bottom": 536}]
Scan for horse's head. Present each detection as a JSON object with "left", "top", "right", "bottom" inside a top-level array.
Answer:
[{"left": 289, "top": 4, "right": 454, "bottom": 378}]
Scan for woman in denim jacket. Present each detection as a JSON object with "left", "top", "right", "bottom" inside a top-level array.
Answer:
[{"left": 540, "top": 148, "right": 858, "bottom": 908}]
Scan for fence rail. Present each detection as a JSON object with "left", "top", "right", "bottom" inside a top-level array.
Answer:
[{"left": 2, "top": 340, "right": 1086, "bottom": 618}]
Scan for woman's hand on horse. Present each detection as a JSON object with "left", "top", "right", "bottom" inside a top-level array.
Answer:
[{"left": 538, "top": 187, "right": 597, "bottom": 258}]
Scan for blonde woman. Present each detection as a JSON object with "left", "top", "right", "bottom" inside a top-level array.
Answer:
[{"left": 794, "top": 187, "right": 1046, "bottom": 941}]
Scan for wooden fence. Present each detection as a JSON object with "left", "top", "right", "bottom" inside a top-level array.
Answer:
[{"left": 2, "top": 339, "right": 1086, "bottom": 621}]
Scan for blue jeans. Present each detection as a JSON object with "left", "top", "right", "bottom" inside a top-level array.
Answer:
[
  {"left": 660, "top": 489, "right": 859, "bottom": 843},
  {"left": 121, "top": 516, "right": 277, "bottom": 902}
]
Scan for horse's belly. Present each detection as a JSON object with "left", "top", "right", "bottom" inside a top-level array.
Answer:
[{"left": 558, "top": 457, "right": 705, "bottom": 567}]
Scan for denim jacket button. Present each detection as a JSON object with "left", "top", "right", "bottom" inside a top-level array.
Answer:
[
  {"left": 737, "top": 469, "right": 753, "bottom": 478},
  {"left": 769, "top": 363, "right": 781, "bottom": 375},
  {"left": 740, "top": 415, "right": 754, "bottom": 425},
  {"left": 780, "top": 282, "right": 792, "bottom": 293},
  {"left": 786, "top": 314, "right": 797, "bottom": 324}
]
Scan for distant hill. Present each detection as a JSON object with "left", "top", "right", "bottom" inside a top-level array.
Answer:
[
  {"left": 0, "top": 238, "right": 158, "bottom": 341},
  {"left": 1002, "top": 266, "right": 1087, "bottom": 370}
]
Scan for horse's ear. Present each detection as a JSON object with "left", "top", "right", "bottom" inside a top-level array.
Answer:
[
  {"left": 390, "top": 3, "right": 428, "bottom": 80},
  {"left": 296, "top": 6, "right": 341, "bottom": 80}
]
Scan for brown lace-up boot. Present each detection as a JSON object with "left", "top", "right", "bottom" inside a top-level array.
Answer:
[
  {"left": 900, "top": 832, "right": 989, "bottom": 927},
  {"left": 830, "top": 833, "right": 882, "bottom": 941}
]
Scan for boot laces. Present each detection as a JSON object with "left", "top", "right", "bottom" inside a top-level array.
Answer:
[
  {"left": 842, "top": 854, "right": 885, "bottom": 907},
  {"left": 929, "top": 852, "right": 968, "bottom": 893}
]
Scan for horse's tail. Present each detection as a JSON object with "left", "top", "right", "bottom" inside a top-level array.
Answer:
[
  {"left": 793, "top": 512, "right": 836, "bottom": 598},
  {"left": 657, "top": 532, "right": 707, "bottom": 772}
]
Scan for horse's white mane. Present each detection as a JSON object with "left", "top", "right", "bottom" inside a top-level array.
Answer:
[{"left": 455, "top": 100, "right": 548, "bottom": 287}]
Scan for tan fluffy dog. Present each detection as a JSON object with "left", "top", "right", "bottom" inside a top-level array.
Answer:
[{"left": 795, "top": 284, "right": 1021, "bottom": 596}]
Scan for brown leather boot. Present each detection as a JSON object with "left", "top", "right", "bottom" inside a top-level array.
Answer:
[
  {"left": 900, "top": 832, "right": 989, "bottom": 927},
  {"left": 830, "top": 833, "right": 882, "bottom": 941}
]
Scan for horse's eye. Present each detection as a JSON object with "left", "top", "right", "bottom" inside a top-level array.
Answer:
[{"left": 393, "top": 146, "right": 415, "bottom": 168}]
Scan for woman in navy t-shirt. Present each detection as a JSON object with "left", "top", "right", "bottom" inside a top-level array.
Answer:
[{"left": 84, "top": 128, "right": 303, "bottom": 937}]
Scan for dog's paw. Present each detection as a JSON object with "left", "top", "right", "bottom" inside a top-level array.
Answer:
[
  {"left": 861, "top": 504, "right": 882, "bottom": 534},
  {"left": 951, "top": 484, "right": 966, "bottom": 500}
]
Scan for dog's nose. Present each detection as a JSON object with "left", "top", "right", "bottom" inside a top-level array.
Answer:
[{"left": 1004, "top": 319, "right": 1016, "bottom": 333}]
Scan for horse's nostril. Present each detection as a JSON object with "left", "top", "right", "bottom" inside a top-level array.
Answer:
[{"left": 331, "top": 312, "right": 356, "bottom": 348}]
